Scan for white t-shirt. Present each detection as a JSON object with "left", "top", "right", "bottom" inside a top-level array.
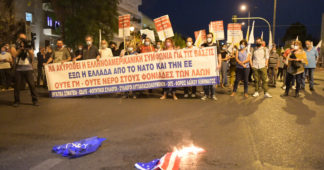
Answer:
[
  {"left": 0, "top": 52, "right": 12, "bottom": 69},
  {"left": 99, "top": 48, "right": 113, "bottom": 58}
]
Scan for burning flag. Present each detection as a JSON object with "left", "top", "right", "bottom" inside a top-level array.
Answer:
[{"left": 135, "top": 144, "right": 205, "bottom": 170}]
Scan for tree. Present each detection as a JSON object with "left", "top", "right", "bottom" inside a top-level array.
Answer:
[
  {"left": 51, "top": 0, "right": 119, "bottom": 48},
  {"left": 173, "top": 33, "right": 186, "bottom": 48},
  {"left": 281, "top": 22, "right": 319, "bottom": 47},
  {"left": 0, "top": 0, "right": 25, "bottom": 45}
]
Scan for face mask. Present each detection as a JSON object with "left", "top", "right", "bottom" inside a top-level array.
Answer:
[
  {"left": 240, "top": 45, "right": 245, "bottom": 49},
  {"left": 156, "top": 45, "right": 161, "bottom": 49},
  {"left": 306, "top": 45, "right": 312, "bottom": 49},
  {"left": 207, "top": 38, "right": 212, "bottom": 43},
  {"left": 256, "top": 43, "right": 261, "bottom": 47},
  {"left": 1, "top": 51, "right": 6, "bottom": 55},
  {"left": 187, "top": 42, "right": 192, "bottom": 47},
  {"left": 272, "top": 50, "right": 276, "bottom": 53},
  {"left": 290, "top": 45, "right": 294, "bottom": 49},
  {"left": 294, "top": 45, "right": 299, "bottom": 50},
  {"left": 86, "top": 41, "right": 92, "bottom": 46},
  {"left": 166, "top": 42, "right": 172, "bottom": 47},
  {"left": 57, "top": 45, "right": 63, "bottom": 48},
  {"left": 79, "top": 48, "right": 82, "bottom": 51},
  {"left": 222, "top": 47, "right": 227, "bottom": 50},
  {"left": 127, "top": 47, "right": 133, "bottom": 52},
  {"left": 144, "top": 42, "right": 150, "bottom": 46},
  {"left": 102, "top": 45, "right": 107, "bottom": 49}
]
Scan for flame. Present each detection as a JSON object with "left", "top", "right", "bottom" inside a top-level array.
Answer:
[{"left": 173, "top": 144, "right": 205, "bottom": 158}]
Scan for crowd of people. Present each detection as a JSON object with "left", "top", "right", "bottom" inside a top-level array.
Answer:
[{"left": 0, "top": 32, "right": 320, "bottom": 107}]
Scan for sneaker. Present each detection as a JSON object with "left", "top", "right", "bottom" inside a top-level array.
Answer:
[
  {"left": 264, "top": 92, "right": 272, "bottom": 98},
  {"left": 160, "top": 95, "right": 166, "bottom": 100},
  {"left": 33, "top": 102, "right": 40, "bottom": 106},
  {"left": 230, "top": 92, "right": 236, "bottom": 97},
  {"left": 133, "top": 95, "right": 137, "bottom": 99},
  {"left": 191, "top": 94, "right": 196, "bottom": 98},
  {"left": 252, "top": 92, "right": 259, "bottom": 97},
  {"left": 201, "top": 95, "right": 207, "bottom": 101},
  {"left": 282, "top": 86, "right": 286, "bottom": 90},
  {"left": 173, "top": 95, "right": 178, "bottom": 100},
  {"left": 292, "top": 86, "right": 296, "bottom": 90},
  {"left": 295, "top": 93, "right": 300, "bottom": 98},
  {"left": 184, "top": 94, "right": 189, "bottom": 98},
  {"left": 244, "top": 93, "right": 249, "bottom": 98},
  {"left": 212, "top": 95, "right": 218, "bottom": 100}
]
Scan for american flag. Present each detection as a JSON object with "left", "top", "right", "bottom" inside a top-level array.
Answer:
[{"left": 135, "top": 152, "right": 181, "bottom": 170}]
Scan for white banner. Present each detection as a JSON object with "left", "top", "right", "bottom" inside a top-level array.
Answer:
[{"left": 45, "top": 47, "right": 220, "bottom": 98}]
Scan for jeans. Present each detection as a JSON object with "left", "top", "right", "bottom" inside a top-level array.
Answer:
[
  {"left": 277, "top": 67, "right": 284, "bottom": 80},
  {"left": 268, "top": 67, "right": 277, "bottom": 85},
  {"left": 285, "top": 73, "right": 303, "bottom": 94},
  {"left": 220, "top": 61, "right": 228, "bottom": 85},
  {"left": 37, "top": 67, "right": 45, "bottom": 86},
  {"left": 14, "top": 71, "right": 38, "bottom": 103},
  {"left": 184, "top": 86, "right": 196, "bottom": 95},
  {"left": 233, "top": 68, "right": 250, "bottom": 93},
  {"left": 229, "top": 66, "right": 236, "bottom": 86},
  {"left": 302, "top": 68, "right": 315, "bottom": 89},
  {"left": 0, "top": 68, "right": 12, "bottom": 89},
  {"left": 203, "top": 85, "right": 215, "bottom": 96},
  {"left": 253, "top": 67, "right": 268, "bottom": 93}
]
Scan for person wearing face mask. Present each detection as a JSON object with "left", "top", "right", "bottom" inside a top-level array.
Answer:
[
  {"left": 0, "top": 45, "right": 13, "bottom": 91},
  {"left": 219, "top": 44, "right": 230, "bottom": 88},
  {"left": 230, "top": 40, "right": 252, "bottom": 97},
  {"left": 140, "top": 38, "right": 155, "bottom": 53},
  {"left": 183, "top": 37, "right": 197, "bottom": 98},
  {"left": 74, "top": 35, "right": 99, "bottom": 62},
  {"left": 251, "top": 37, "right": 272, "bottom": 98},
  {"left": 200, "top": 33, "right": 222, "bottom": 101},
  {"left": 268, "top": 44, "right": 280, "bottom": 87},
  {"left": 229, "top": 45, "right": 238, "bottom": 88},
  {"left": 120, "top": 42, "right": 139, "bottom": 99},
  {"left": 281, "top": 40, "right": 308, "bottom": 97},
  {"left": 36, "top": 47, "right": 46, "bottom": 87},
  {"left": 98, "top": 40, "right": 113, "bottom": 60},
  {"left": 155, "top": 41, "right": 163, "bottom": 52},
  {"left": 45, "top": 39, "right": 71, "bottom": 65},
  {"left": 282, "top": 41, "right": 297, "bottom": 90},
  {"left": 74, "top": 44, "right": 83, "bottom": 60},
  {"left": 160, "top": 38, "right": 178, "bottom": 100},
  {"left": 109, "top": 42, "right": 119, "bottom": 57},
  {"left": 10, "top": 33, "right": 38, "bottom": 107},
  {"left": 302, "top": 40, "right": 319, "bottom": 91}
]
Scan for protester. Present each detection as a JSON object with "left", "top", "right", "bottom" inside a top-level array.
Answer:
[
  {"left": 219, "top": 44, "right": 229, "bottom": 88},
  {"left": 252, "top": 38, "right": 272, "bottom": 98},
  {"left": 140, "top": 37, "right": 155, "bottom": 53},
  {"left": 45, "top": 39, "right": 71, "bottom": 64},
  {"left": 74, "top": 44, "right": 83, "bottom": 60},
  {"left": 268, "top": 45, "right": 279, "bottom": 87},
  {"left": 0, "top": 45, "right": 13, "bottom": 91},
  {"left": 282, "top": 42, "right": 296, "bottom": 90},
  {"left": 36, "top": 47, "right": 46, "bottom": 87},
  {"left": 98, "top": 40, "right": 113, "bottom": 59},
  {"left": 109, "top": 41, "right": 119, "bottom": 57},
  {"left": 160, "top": 38, "right": 178, "bottom": 100},
  {"left": 10, "top": 33, "right": 38, "bottom": 107},
  {"left": 230, "top": 40, "right": 251, "bottom": 97},
  {"left": 281, "top": 40, "right": 308, "bottom": 97},
  {"left": 200, "top": 33, "right": 221, "bottom": 100},
  {"left": 74, "top": 35, "right": 99, "bottom": 62},
  {"left": 155, "top": 41, "right": 163, "bottom": 52},
  {"left": 183, "top": 37, "right": 197, "bottom": 98},
  {"left": 229, "top": 46, "right": 238, "bottom": 88},
  {"left": 277, "top": 51, "right": 285, "bottom": 81},
  {"left": 302, "top": 40, "right": 319, "bottom": 91}
]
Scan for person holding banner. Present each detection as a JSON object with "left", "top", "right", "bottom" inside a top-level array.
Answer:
[
  {"left": 231, "top": 40, "right": 251, "bottom": 97},
  {"left": 200, "top": 33, "right": 221, "bottom": 101},
  {"left": 98, "top": 40, "right": 113, "bottom": 59},
  {"left": 252, "top": 38, "right": 272, "bottom": 98},
  {"left": 160, "top": 38, "right": 178, "bottom": 100},
  {"left": 140, "top": 38, "right": 155, "bottom": 53},
  {"left": 45, "top": 39, "right": 71, "bottom": 65},
  {"left": 183, "top": 37, "right": 197, "bottom": 98},
  {"left": 155, "top": 41, "right": 163, "bottom": 52},
  {"left": 219, "top": 44, "right": 230, "bottom": 88},
  {"left": 73, "top": 35, "right": 99, "bottom": 62},
  {"left": 229, "top": 46, "right": 238, "bottom": 88}
]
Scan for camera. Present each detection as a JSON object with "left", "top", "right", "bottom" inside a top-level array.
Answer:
[{"left": 16, "top": 38, "right": 32, "bottom": 49}]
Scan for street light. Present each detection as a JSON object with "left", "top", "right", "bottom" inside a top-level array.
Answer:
[
  {"left": 240, "top": 5, "right": 247, "bottom": 11},
  {"left": 130, "top": 26, "right": 135, "bottom": 32},
  {"left": 239, "top": 4, "right": 250, "bottom": 27},
  {"left": 241, "top": 22, "right": 245, "bottom": 26}
]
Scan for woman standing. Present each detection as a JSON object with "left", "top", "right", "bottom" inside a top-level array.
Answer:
[
  {"left": 160, "top": 38, "right": 178, "bottom": 100},
  {"left": 281, "top": 40, "right": 308, "bottom": 97},
  {"left": 219, "top": 44, "right": 229, "bottom": 88},
  {"left": 230, "top": 40, "right": 251, "bottom": 98}
]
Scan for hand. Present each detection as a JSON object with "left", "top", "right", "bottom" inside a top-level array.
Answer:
[
  {"left": 73, "top": 59, "right": 76, "bottom": 64},
  {"left": 243, "top": 65, "right": 247, "bottom": 68},
  {"left": 61, "top": 61, "right": 65, "bottom": 64},
  {"left": 43, "top": 63, "right": 47, "bottom": 66},
  {"left": 216, "top": 65, "right": 221, "bottom": 71}
]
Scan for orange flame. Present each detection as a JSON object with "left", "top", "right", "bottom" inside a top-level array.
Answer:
[{"left": 173, "top": 144, "right": 205, "bottom": 158}]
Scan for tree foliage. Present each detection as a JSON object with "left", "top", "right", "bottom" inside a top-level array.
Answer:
[
  {"left": 282, "top": 22, "right": 319, "bottom": 47},
  {"left": 51, "top": 0, "right": 119, "bottom": 47},
  {"left": 173, "top": 33, "right": 186, "bottom": 48}
]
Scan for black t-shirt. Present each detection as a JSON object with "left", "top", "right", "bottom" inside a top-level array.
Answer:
[
  {"left": 220, "top": 51, "right": 227, "bottom": 59},
  {"left": 201, "top": 43, "right": 220, "bottom": 53},
  {"left": 37, "top": 52, "right": 46, "bottom": 67},
  {"left": 82, "top": 46, "right": 99, "bottom": 60}
]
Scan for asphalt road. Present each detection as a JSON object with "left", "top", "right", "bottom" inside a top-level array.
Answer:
[{"left": 0, "top": 71, "right": 324, "bottom": 170}]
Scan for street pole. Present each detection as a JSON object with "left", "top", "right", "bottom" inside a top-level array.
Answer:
[{"left": 273, "top": 0, "right": 277, "bottom": 43}]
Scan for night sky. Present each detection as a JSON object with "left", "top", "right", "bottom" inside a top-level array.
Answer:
[{"left": 140, "top": 0, "right": 324, "bottom": 45}]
